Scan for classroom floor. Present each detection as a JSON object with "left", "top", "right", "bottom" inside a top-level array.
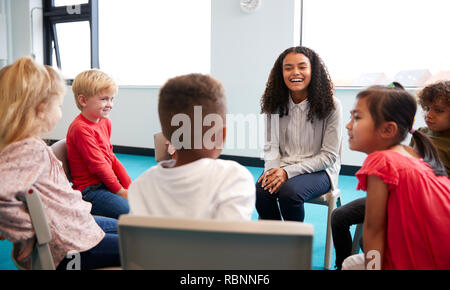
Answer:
[{"left": 0, "top": 154, "right": 363, "bottom": 270}]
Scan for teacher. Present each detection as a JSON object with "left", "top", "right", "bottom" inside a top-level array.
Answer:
[{"left": 256, "top": 46, "right": 342, "bottom": 222}]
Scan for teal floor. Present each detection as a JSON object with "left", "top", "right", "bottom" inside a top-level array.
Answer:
[{"left": 0, "top": 154, "right": 364, "bottom": 270}]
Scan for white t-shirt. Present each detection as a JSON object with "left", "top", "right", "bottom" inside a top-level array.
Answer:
[{"left": 128, "top": 158, "right": 256, "bottom": 221}]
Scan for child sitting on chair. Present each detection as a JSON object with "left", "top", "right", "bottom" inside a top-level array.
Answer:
[
  {"left": 0, "top": 57, "right": 120, "bottom": 270},
  {"left": 343, "top": 85, "right": 450, "bottom": 270},
  {"left": 129, "top": 74, "right": 255, "bottom": 220},
  {"left": 410, "top": 80, "right": 450, "bottom": 175},
  {"left": 67, "top": 69, "right": 131, "bottom": 219}
]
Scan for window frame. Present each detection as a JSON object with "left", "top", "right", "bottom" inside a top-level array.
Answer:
[{"left": 43, "top": 0, "right": 99, "bottom": 80}]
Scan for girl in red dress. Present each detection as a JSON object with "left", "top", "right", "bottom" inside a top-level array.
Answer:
[{"left": 346, "top": 85, "right": 450, "bottom": 270}]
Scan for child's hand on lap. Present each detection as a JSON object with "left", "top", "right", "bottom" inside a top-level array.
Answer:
[
  {"left": 117, "top": 188, "right": 128, "bottom": 200},
  {"left": 17, "top": 237, "right": 37, "bottom": 261}
]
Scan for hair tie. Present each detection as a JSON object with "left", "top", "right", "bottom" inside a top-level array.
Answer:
[{"left": 409, "top": 128, "right": 416, "bottom": 135}]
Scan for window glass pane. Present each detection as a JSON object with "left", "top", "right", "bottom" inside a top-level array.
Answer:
[
  {"left": 303, "top": 0, "right": 450, "bottom": 87},
  {"left": 53, "top": 0, "right": 88, "bottom": 7},
  {"left": 55, "top": 21, "right": 91, "bottom": 79},
  {"left": 99, "top": 0, "right": 211, "bottom": 86}
]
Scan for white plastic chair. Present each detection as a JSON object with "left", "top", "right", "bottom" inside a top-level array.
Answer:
[
  {"left": 118, "top": 215, "right": 314, "bottom": 270},
  {"left": 11, "top": 186, "right": 56, "bottom": 270},
  {"left": 26, "top": 187, "right": 55, "bottom": 270},
  {"left": 50, "top": 139, "right": 71, "bottom": 182},
  {"left": 306, "top": 188, "right": 342, "bottom": 269}
]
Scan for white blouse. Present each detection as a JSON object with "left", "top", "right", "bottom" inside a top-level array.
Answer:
[{"left": 263, "top": 97, "right": 343, "bottom": 190}]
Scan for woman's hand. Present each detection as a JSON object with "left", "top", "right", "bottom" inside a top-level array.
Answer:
[{"left": 258, "top": 168, "right": 288, "bottom": 194}]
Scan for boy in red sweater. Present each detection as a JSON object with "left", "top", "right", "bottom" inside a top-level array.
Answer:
[{"left": 67, "top": 69, "right": 131, "bottom": 219}]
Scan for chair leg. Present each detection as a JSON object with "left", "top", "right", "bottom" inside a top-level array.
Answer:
[
  {"left": 31, "top": 244, "right": 55, "bottom": 270},
  {"left": 351, "top": 223, "right": 363, "bottom": 255},
  {"left": 324, "top": 197, "right": 337, "bottom": 270},
  {"left": 324, "top": 195, "right": 342, "bottom": 270}
]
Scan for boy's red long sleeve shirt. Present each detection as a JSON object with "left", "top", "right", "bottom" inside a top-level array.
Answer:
[{"left": 66, "top": 114, "right": 131, "bottom": 193}]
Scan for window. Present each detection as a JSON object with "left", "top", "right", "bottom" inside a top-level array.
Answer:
[
  {"left": 43, "top": 0, "right": 98, "bottom": 80},
  {"left": 54, "top": 21, "right": 91, "bottom": 79},
  {"left": 98, "top": 0, "right": 211, "bottom": 86},
  {"left": 43, "top": 0, "right": 211, "bottom": 85},
  {"left": 302, "top": 0, "right": 450, "bottom": 87}
]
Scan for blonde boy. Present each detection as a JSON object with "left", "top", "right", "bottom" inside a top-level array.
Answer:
[
  {"left": 128, "top": 74, "right": 255, "bottom": 220},
  {"left": 67, "top": 69, "right": 131, "bottom": 219}
]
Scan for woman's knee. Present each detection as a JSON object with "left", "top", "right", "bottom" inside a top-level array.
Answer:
[
  {"left": 255, "top": 181, "right": 274, "bottom": 200},
  {"left": 277, "top": 183, "right": 303, "bottom": 205}
]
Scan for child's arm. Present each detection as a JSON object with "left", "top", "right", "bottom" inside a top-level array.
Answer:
[
  {"left": 16, "top": 237, "right": 36, "bottom": 261},
  {"left": 263, "top": 114, "right": 281, "bottom": 172},
  {"left": 363, "top": 174, "right": 389, "bottom": 270},
  {"left": 111, "top": 155, "right": 132, "bottom": 189}
]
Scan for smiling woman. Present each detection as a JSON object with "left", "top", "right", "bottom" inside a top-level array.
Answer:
[{"left": 256, "top": 46, "right": 343, "bottom": 223}]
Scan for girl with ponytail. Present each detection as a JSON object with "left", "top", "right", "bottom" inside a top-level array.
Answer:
[{"left": 343, "top": 84, "right": 450, "bottom": 270}]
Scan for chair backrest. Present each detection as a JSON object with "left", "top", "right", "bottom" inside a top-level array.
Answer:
[
  {"left": 23, "top": 186, "right": 55, "bottom": 270},
  {"left": 118, "top": 215, "right": 314, "bottom": 270},
  {"left": 50, "top": 139, "right": 71, "bottom": 182},
  {"left": 154, "top": 132, "right": 171, "bottom": 162}
]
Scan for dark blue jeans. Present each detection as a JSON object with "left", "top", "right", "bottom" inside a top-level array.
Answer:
[
  {"left": 82, "top": 183, "right": 129, "bottom": 219},
  {"left": 256, "top": 170, "right": 331, "bottom": 222},
  {"left": 56, "top": 216, "right": 121, "bottom": 270}
]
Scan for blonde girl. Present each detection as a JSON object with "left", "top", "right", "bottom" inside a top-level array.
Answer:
[{"left": 0, "top": 57, "right": 120, "bottom": 270}]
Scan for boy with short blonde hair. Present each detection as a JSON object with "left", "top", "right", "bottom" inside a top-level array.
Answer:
[
  {"left": 128, "top": 73, "right": 255, "bottom": 220},
  {"left": 72, "top": 69, "right": 118, "bottom": 110},
  {"left": 67, "top": 69, "right": 131, "bottom": 219}
]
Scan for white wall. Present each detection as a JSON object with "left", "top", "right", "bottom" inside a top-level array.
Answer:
[
  {"left": 48, "top": 0, "right": 302, "bottom": 160},
  {"left": 211, "top": 0, "right": 299, "bottom": 159},
  {"left": 0, "top": 0, "right": 11, "bottom": 68},
  {"left": 0, "top": 0, "right": 42, "bottom": 67},
  {"left": 5, "top": 0, "right": 427, "bottom": 167}
]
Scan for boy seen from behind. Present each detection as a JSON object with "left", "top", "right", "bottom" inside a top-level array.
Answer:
[{"left": 128, "top": 74, "right": 255, "bottom": 220}]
